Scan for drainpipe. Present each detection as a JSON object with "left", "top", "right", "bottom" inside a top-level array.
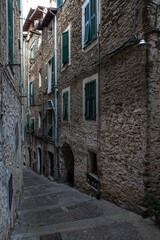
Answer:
[
  {"left": 20, "top": 0, "right": 25, "bottom": 150},
  {"left": 48, "top": 11, "right": 59, "bottom": 178},
  {"left": 54, "top": 15, "right": 58, "bottom": 149}
]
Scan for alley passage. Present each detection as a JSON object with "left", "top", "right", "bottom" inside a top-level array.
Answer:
[{"left": 10, "top": 168, "right": 160, "bottom": 240}]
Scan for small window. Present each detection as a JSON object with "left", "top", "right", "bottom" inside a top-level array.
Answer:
[
  {"left": 62, "top": 31, "right": 69, "bottom": 65},
  {"left": 38, "top": 112, "right": 41, "bottom": 128},
  {"left": 63, "top": 91, "right": 68, "bottom": 121},
  {"left": 45, "top": 56, "right": 55, "bottom": 93},
  {"left": 45, "top": 110, "right": 53, "bottom": 137},
  {"left": 39, "top": 70, "right": 42, "bottom": 87},
  {"left": 29, "top": 119, "right": 34, "bottom": 134},
  {"left": 29, "top": 45, "right": 35, "bottom": 63},
  {"left": 85, "top": 80, "right": 96, "bottom": 120},
  {"left": 88, "top": 152, "right": 98, "bottom": 175},
  {"left": 57, "top": 0, "right": 63, "bottom": 8},
  {"left": 8, "top": 0, "right": 14, "bottom": 65},
  {"left": 83, "top": 0, "right": 97, "bottom": 47},
  {"left": 48, "top": 23, "right": 53, "bottom": 40},
  {"left": 38, "top": 36, "right": 42, "bottom": 49},
  {"left": 29, "top": 81, "right": 35, "bottom": 106}
]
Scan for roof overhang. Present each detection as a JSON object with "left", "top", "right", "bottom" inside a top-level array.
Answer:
[{"left": 37, "top": 8, "right": 57, "bottom": 30}]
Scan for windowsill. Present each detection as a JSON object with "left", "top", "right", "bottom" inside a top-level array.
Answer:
[
  {"left": 88, "top": 172, "right": 99, "bottom": 181},
  {"left": 61, "top": 61, "right": 70, "bottom": 72},
  {"left": 82, "top": 36, "right": 98, "bottom": 53}
]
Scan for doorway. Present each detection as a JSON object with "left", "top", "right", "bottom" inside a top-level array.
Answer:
[{"left": 62, "top": 143, "right": 74, "bottom": 186}]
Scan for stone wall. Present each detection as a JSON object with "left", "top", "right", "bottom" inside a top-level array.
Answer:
[
  {"left": 23, "top": 0, "right": 160, "bottom": 215},
  {"left": 0, "top": 0, "right": 23, "bottom": 239}
]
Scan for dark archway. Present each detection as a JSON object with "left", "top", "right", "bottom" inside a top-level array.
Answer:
[{"left": 62, "top": 143, "right": 74, "bottom": 186}]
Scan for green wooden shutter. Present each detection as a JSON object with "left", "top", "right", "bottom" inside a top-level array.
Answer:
[
  {"left": 63, "top": 92, "right": 68, "bottom": 120},
  {"left": 45, "top": 63, "right": 48, "bottom": 88},
  {"left": 65, "top": 92, "right": 68, "bottom": 120},
  {"left": 29, "top": 82, "right": 31, "bottom": 106},
  {"left": 91, "top": 80, "right": 96, "bottom": 119},
  {"left": 90, "top": 0, "right": 97, "bottom": 40},
  {"left": 33, "top": 81, "right": 35, "bottom": 105},
  {"left": 84, "top": 3, "right": 90, "bottom": 44},
  {"left": 57, "top": 0, "right": 63, "bottom": 8},
  {"left": 51, "top": 56, "right": 55, "bottom": 85},
  {"left": 8, "top": 0, "right": 13, "bottom": 65},
  {"left": 62, "top": 31, "right": 69, "bottom": 64},
  {"left": 19, "top": 0, "right": 21, "bottom": 12},
  {"left": 33, "top": 45, "right": 35, "bottom": 60},
  {"left": 85, "top": 83, "right": 90, "bottom": 119},
  {"left": 63, "top": 93, "right": 66, "bottom": 120}
]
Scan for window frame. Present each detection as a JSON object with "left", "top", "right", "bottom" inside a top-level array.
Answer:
[
  {"left": 83, "top": 74, "right": 98, "bottom": 122},
  {"left": 29, "top": 81, "right": 35, "bottom": 106},
  {"left": 45, "top": 110, "right": 53, "bottom": 137},
  {"left": 57, "top": 0, "right": 63, "bottom": 9},
  {"left": 46, "top": 56, "right": 55, "bottom": 94},
  {"left": 7, "top": 0, "right": 14, "bottom": 65},
  {"left": 82, "top": 0, "right": 100, "bottom": 51},
  {"left": 62, "top": 87, "right": 70, "bottom": 122},
  {"left": 61, "top": 25, "right": 71, "bottom": 69}
]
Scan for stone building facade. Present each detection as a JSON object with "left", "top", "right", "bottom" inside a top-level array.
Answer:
[
  {"left": 24, "top": 0, "right": 160, "bottom": 216},
  {"left": 0, "top": 0, "right": 23, "bottom": 239}
]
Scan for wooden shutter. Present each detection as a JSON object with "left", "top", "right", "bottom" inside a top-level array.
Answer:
[
  {"left": 91, "top": 80, "right": 96, "bottom": 119},
  {"left": 85, "top": 83, "right": 90, "bottom": 119},
  {"left": 84, "top": 3, "right": 90, "bottom": 44},
  {"left": 85, "top": 81, "right": 96, "bottom": 120},
  {"left": 51, "top": 56, "right": 55, "bottom": 85},
  {"left": 8, "top": 0, "right": 13, "bottom": 64},
  {"left": 19, "top": 0, "right": 21, "bottom": 12},
  {"left": 45, "top": 63, "right": 48, "bottom": 88},
  {"left": 29, "top": 82, "right": 31, "bottom": 106},
  {"left": 57, "top": 0, "right": 63, "bottom": 8},
  {"left": 33, "top": 81, "right": 35, "bottom": 105},
  {"left": 90, "top": 0, "right": 97, "bottom": 40},
  {"left": 33, "top": 45, "right": 35, "bottom": 60},
  {"left": 62, "top": 31, "right": 69, "bottom": 64},
  {"left": 63, "top": 92, "right": 68, "bottom": 120}
]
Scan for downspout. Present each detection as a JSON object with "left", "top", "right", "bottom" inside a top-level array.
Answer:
[
  {"left": 20, "top": 0, "right": 25, "bottom": 149},
  {"left": 54, "top": 15, "right": 58, "bottom": 149},
  {"left": 0, "top": 0, "right": 3, "bottom": 162}
]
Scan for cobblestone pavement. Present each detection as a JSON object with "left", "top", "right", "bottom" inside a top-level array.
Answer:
[{"left": 10, "top": 168, "right": 160, "bottom": 240}]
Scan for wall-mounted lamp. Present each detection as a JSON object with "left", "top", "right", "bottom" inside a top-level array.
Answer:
[{"left": 134, "top": 39, "right": 151, "bottom": 51}]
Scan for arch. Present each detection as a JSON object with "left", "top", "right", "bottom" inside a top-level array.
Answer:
[{"left": 61, "top": 143, "right": 74, "bottom": 186}]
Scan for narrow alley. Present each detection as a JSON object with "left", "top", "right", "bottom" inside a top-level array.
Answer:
[{"left": 10, "top": 168, "right": 160, "bottom": 240}]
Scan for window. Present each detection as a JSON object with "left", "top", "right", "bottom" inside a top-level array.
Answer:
[
  {"left": 48, "top": 23, "right": 53, "bottom": 40},
  {"left": 19, "top": 0, "right": 21, "bottom": 13},
  {"left": 85, "top": 80, "right": 96, "bottom": 120},
  {"left": 38, "top": 112, "right": 42, "bottom": 128},
  {"left": 38, "top": 36, "right": 42, "bottom": 49},
  {"left": 62, "top": 87, "right": 70, "bottom": 122},
  {"left": 29, "top": 119, "right": 34, "bottom": 134},
  {"left": 29, "top": 81, "right": 34, "bottom": 106},
  {"left": 39, "top": 70, "right": 42, "bottom": 87},
  {"left": 8, "top": 0, "right": 14, "bottom": 65},
  {"left": 29, "top": 45, "right": 35, "bottom": 62},
  {"left": 82, "top": 0, "right": 97, "bottom": 47},
  {"left": 57, "top": 0, "right": 63, "bottom": 8},
  {"left": 63, "top": 91, "right": 68, "bottom": 121},
  {"left": 88, "top": 152, "right": 98, "bottom": 175},
  {"left": 45, "top": 56, "right": 55, "bottom": 93},
  {"left": 24, "top": 114, "right": 30, "bottom": 131},
  {"left": 45, "top": 110, "right": 53, "bottom": 137},
  {"left": 62, "top": 31, "right": 69, "bottom": 65}
]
